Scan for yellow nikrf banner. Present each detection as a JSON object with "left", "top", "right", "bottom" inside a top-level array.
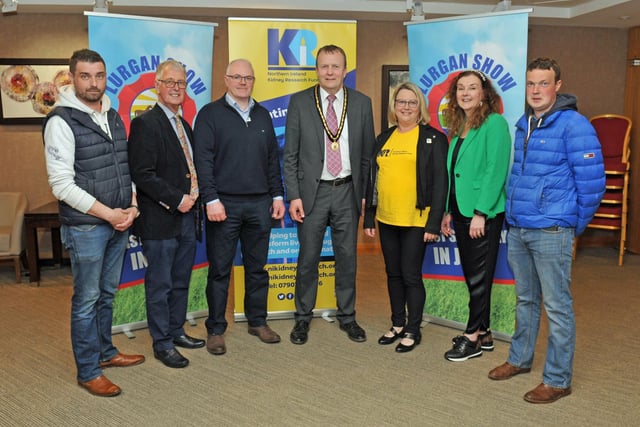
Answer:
[{"left": 228, "top": 18, "right": 357, "bottom": 320}]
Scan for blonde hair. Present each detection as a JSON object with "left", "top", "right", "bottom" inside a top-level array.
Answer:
[{"left": 387, "top": 82, "right": 430, "bottom": 127}]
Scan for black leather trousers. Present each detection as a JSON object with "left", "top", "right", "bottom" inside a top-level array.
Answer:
[{"left": 452, "top": 212, "right": 504, "bottom": 334}]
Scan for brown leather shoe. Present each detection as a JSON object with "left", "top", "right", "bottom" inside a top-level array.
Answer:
[
  {"left": 207, "top": 334, "right": 226, "bottom": 355},
  {"left": 100, "top": 352, "right": 145, "bottom": 368},
  {"left": 524, "top": 383, "right": 572, "bottom": 404},
  {"left": 248, "top": 325, "right": 281, "bottom": 344},
  {"left": 488, "top": 362, "right": 531, "bottom": 380},
  {"left": 78, "top": 375, "right": 121, "bottom": 397}
]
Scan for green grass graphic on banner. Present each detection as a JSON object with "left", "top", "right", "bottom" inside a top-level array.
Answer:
[
  {"left": 424, "top": 279, "right": 515, "bottom": 335},
  {"left": 113, "top": 267, "right": 208, "bottom": 326}
]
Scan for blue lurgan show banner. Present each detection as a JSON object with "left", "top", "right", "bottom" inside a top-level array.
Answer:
[
  {"left": 86, "top": 12, "right": 216, "bottom": 333},
  {"left": 407, "top": 11, "right": 530, "bottom": 337},
  {"left": 228, "top": 18, "right": 357, "bottom": 320}
]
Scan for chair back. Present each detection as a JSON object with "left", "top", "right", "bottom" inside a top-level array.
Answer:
[
  {"left": 0, "top": 192, "right": 28, "bottom": 255},
  {"left": 590, "top": 114, "right": 632, "bottom": 172}
]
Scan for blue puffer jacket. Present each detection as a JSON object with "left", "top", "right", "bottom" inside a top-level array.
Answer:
[{"left": 506, "top": 94, "right": 605, "bottom": 235}]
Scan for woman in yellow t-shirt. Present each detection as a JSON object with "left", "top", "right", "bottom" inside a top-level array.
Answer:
[{"left": 364, "top": 82, "right": 448, "bottom": 353}]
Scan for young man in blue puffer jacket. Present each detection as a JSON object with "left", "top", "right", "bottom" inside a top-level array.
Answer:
[{"left": 488, "top": 57, "right": 605, "bottom": 404}]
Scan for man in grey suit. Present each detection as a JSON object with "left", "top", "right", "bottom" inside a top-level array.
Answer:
[{"left": 283, "top": 44, "right": 376, "bottom": 345}]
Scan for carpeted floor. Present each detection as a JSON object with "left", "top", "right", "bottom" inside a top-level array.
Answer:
[{"left": 0, "top": 246, "right": 638, "bottom": 426}]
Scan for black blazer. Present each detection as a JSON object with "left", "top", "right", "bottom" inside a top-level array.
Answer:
[{"left": 128, "top": 104, "right": 201, "bottom": 240}]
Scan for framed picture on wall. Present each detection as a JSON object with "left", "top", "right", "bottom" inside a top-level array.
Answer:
[
  {"left": 0, "top": 58, "right": 69, "bottom": 125},
  {"left": 381, "top": 65, "right": 409, "bottom": 130}
]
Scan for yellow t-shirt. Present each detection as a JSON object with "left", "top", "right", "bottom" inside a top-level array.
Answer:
[{"left": 376, "top": 126, "right": 430, "bottom": 227}]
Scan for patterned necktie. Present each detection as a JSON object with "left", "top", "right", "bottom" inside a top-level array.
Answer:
[
  {"left": 174, "top": 115, "right": 199, "bottom": 199},
  {"left": 325, "top": 94, "right": 342, "bottom": 176}
]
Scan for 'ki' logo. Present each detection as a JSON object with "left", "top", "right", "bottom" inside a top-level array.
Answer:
[{"left": 268, "top": 29, "right": 318, "bottom": 70}]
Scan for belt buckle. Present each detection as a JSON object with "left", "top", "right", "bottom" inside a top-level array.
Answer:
[{"left": 334, "top": 177, "right": 346, "bottom": 186}]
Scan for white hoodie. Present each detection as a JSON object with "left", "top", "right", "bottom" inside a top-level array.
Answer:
[{"left": 44, "top": 85, "right": 114, "bottom": 214}]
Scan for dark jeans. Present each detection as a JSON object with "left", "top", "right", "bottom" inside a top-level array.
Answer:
[
  {"left": 378, "top": 222, "right": 427, "bottom": 335},
  {"left": 204, "top": 195, "right": 272, "bottom": 334},
  {"left": 452, "top": 212, "right": 504, "bottom": 334},
  {"left": 142, "top": 211, "right": 196, "bottom": 352}
]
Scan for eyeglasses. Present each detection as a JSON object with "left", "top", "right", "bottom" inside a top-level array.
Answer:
[
  {"left": 157, "top": 79, "right": 187, "bottom": 89},
  {"left": 226, "top": 74, "right": 255, "bottom": 82},
  {"left": 395, "top": 99, "right": 419, "bottom": 108},
  {"left": 526, "top": 81, "right": 552, "bottom": 89}
]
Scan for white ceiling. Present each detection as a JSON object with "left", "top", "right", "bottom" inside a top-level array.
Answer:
[{"left": 3, "top": 0, "right": 639, "bottom": 29}]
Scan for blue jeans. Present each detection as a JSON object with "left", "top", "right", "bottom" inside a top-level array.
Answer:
[
  {"left": 506, "top": 226, "right": 575, "bottom": 389},
  {"left": 61, "top": 223, "right": 128, "bottom": 382}
]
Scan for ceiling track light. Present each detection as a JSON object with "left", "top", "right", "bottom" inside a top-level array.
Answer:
[
  {"left": 1, "top": 0, "right": 18, "bottom": 15},
  {"left": 493, "top": 0, "right": 512, "bottom": 12},
  {"left": 407, "top": 0, "right": 424, "bottom": 22},
  {"left": 93, "top": 0, "right": 110, "bottom": 13}
]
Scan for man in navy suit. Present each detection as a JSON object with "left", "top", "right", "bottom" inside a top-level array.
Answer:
[
  {"left": 128, "top": 59, "right": 205, "bottom": 369},
  {"left": 283, "top": 45, "right": 376, "bottom": 344}
]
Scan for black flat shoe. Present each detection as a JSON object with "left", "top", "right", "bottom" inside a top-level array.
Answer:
[
  {"left": 395, "top": 332, "right": 421, "bottom": 353},
  {"left": 378, "top": 327, "right": 404, "bottom": 345}
]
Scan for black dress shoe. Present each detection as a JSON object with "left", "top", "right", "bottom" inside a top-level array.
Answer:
[
  {"left": 378, "top": 327, "right": 404, "bottom": 345},
  {"left": 154, "top": 348, "right": 189, "bottom": 368},
  {"left": 173, "top": 334, "right": 205, "bottom": 349},
  {"left": 340, "top": 321, "right": 366, "bottom": 342},
  {"left": 290, "top": 320, "right": 309, "bottom": 345},
  {"left": 395, "top": 332, "right": 421, "bottom": 353}
]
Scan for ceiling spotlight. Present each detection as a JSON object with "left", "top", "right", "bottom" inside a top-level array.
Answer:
[
  {"left": 407, "top": 1, "right": 425, "bottom": 21},
  {"left": 493, "top": 0, "right": 512, "bottom": 12},
  {"left": 93, "top": 0, "right": 109, "bottom": 13},
  {"left": 1, "top": 0, "right": 18, "bottom": 15}
]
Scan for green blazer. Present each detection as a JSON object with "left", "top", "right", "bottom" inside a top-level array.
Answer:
[{"left": 446, "top": 112, "right": 512, "bottom": 218}]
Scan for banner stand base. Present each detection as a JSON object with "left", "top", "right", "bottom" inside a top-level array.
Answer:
[
  {"left": 234, "top": 308, "right": 337, "bottom": 322},
  {"left": 186, "top": 310, "right": 208, "bottom": 326},
  {"left": 111, "top": 310, "right": 208, "bottom": 336},
  {"left": 321, "top": 311, "right": 335, "bottom": 323}
]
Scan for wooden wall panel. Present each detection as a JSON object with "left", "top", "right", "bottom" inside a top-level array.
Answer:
[{"left": 624, "top": 27, "right": 640, "bottom": 253}]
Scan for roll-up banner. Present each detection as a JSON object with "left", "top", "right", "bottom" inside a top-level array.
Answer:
[
  {"left": 86, "top": 12, "right": 216, "bottom": 334},
  {"left": 407, "top": 10, "right": 531, "bottom": 337},
  {"left": 228, "top": 18, "right": 357, "bottom": 320}
]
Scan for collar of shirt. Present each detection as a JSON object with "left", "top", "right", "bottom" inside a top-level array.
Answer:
[
  {"left": 157, "top": 101, "right": 181, "bottom": 121},
  {"left": 318, "top": 86, "right": 344, "bottom": 112},
  {"left": 225, "top": 93, "right": 255, "bottom": 123},
  {"left": 156, "top": 102, "right": 191, "bottom": 144}
]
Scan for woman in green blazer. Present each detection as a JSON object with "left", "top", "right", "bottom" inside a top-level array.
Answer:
[{"left": 440, "top": 70, "right": 511, "bottom": 362}]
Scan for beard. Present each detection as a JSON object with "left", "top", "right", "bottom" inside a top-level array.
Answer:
[{"left": 77, "top": 87, "right": 105, "bottom": 104}]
